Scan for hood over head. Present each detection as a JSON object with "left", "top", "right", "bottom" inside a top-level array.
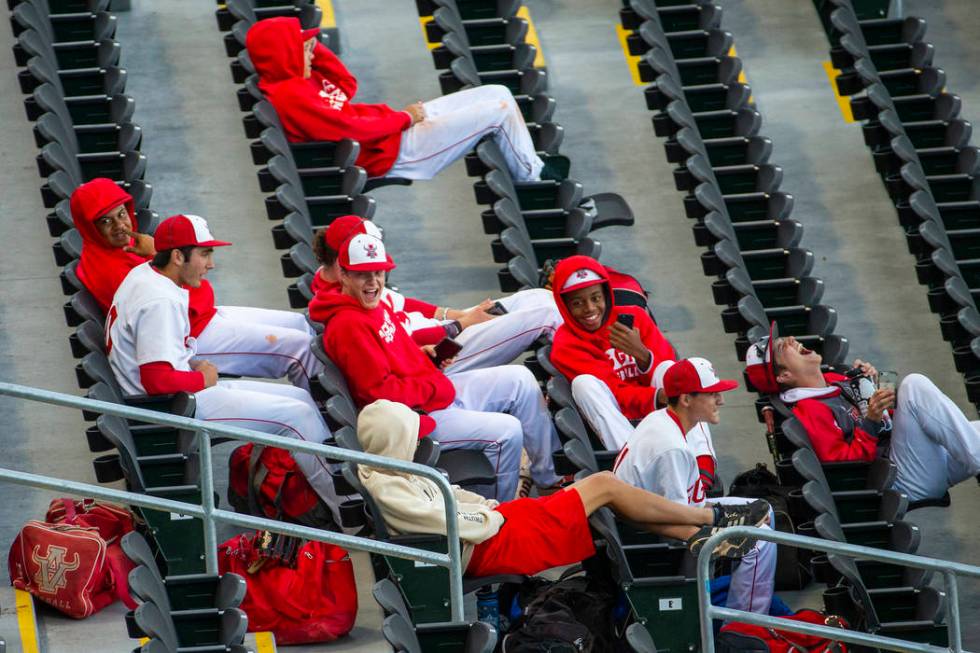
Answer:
[
  {"left": 552, "top": 255, "right": 615, "bottom": 337},
  {"left": 246, "top": 16, "right": 309, "bottom": 85},
  {"left": 357, "top": 400, "right": 419, "bottom": 476},
  {"left": 69, "top": 178, "right": 142, "bottom": 311}
]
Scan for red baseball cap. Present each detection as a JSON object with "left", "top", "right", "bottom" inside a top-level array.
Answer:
[
  {"left": 663, "top": 357, "right": 738, "bottom": 398},
  {"left": 560, "top": 267, "right": 605, "bottom": 294},
  {"left": 339, "top": 233, "right": 395, "bottom": 272},
  {"left": 744, "top": 321, "right": 780, "bottom": 394},
  {"left": 302, "top": 27, "right": 320, "bottom": 41},
  {"left": 324, "top": 215, "right": 383, "bottom": 251},
  {"left": 154, "top": 214, "right": 231, "bottom": 250}
]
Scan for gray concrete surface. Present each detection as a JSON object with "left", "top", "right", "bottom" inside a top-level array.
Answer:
[{"left": 1, "top": 0, "right": 979, "bottom": 650}]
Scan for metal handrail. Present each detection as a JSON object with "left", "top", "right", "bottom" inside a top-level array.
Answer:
[
  {"left": 0, "top": 381, "right": 467, "bottom": 622},
  {"left": 696, "top": 526, "right": 980, "bottom": 653}
]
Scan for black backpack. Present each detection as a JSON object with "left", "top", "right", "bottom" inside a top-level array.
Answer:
[
  {"left": 502, "top": 570, "right": 618, "bottom": 653},
  {"left": 729, "top": 463, "right": 811, "bottom": 590}
]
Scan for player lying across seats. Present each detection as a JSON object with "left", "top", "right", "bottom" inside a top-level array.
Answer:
[
  {"left": 71, "top": 178, "right": 322, "bottom": 392},
  {"left": 105, "top": 214, "right": 346, "bottom": 523},
  {"left": 310, "top": 215, "right": 562, "bottom": 372},
  {"left": 614, "top": 357, "right": 776, "bottom": 615},
  {"left": 548, "top": 255, "right": 719, "bottom": 491},
  {"left": 357, "top": 400, "right": 771, "bottom": 576},
  {"left": 245, "top": 16, "right": 549, "bottom": 182},
  {"left": 308, "top": 232, "right": 563, "bottom": 502},
  {"left": 746, "top": 322, "right": 980, "bottom": 503}
]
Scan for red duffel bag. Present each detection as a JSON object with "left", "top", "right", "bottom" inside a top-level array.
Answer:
[
  {"left": 8, "top": 499, "right": 137, "bottom": 618},
  {"left": 218, "top": 532, "right": 357, "bottom": 645}
]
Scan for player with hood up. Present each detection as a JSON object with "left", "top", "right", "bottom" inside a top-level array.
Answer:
[
  {"left": 309, "top": 233, "right": 562, "bottom": 502},
  {"left": 70, "top": 178, "right": 322, "bottom": 392},
  {"left": 549, "top": 256, "right": 720, "bottom": 490},
  {"left": 356, "top": 400, "right": 772, "bottom": 575},
  {"left": 245, "top": 17, "right": 545, "bottom": 182},
  {"left": 309, "top": 215, "right": 562, "bottom": 372}
]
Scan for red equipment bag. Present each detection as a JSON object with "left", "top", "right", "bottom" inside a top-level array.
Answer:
[
  {"left": 228, "top": 444, "right": 334, "bottom": 527},
  {"left": 8, "top": 499, "right": 137, "bottom": 618},
  {"left": 718, "top": 609, "right": 850, "bottom": 653},
  {"left": 218, "top": 532, "right": 357, "bottom": 645}
]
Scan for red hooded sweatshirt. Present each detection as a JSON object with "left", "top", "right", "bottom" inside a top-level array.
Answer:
[
  {"left": 550, "top": 256, "right": 676, "bottom": 421},
  {"left": 71, "top": 178, "right": 218, "bottom": 337},
  {"left": 308, "top": 289, "right": 455, "bottom": 413},
  {"left": 245, "top": 17, "right": 411, "bottom": 178}
]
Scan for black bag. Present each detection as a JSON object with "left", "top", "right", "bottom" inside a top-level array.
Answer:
[
  {"left": 502, "top": 570, "right": 618, "bottom": 653},
  {"left": 729, "top": 464, "right": 811, "bottom": 590}
]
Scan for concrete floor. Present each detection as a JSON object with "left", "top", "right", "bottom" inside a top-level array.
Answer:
[{"left": 0, "top": 0, "right": 978, "bottom": 650}]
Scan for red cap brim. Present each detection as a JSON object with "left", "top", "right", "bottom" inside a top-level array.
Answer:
[
  {"left": 301, "top": 27, "right": 320, "bottom": 41},
  {"left": 703, "top": 379, "right": 739, "bottom": 393},
  {"left": 559, "top": 278, "right": 605, "bottom": 294},
  {"left": 342, "top": 254, "right": 396, "bottom": 272}
]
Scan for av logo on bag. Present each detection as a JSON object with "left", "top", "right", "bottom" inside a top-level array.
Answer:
[{"left": 31, "top": 544, "right": 81, "bottom": 595}]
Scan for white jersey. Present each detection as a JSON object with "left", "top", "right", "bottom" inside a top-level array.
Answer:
[
  {"left": 613, "top": 408, "right": 707, "bottom": 506},
  {"left": 381, "top": 287, "right": 442, "bottom": 334},
  {"left": 106, "top": 262, "right": 196, "bottom": 396}
]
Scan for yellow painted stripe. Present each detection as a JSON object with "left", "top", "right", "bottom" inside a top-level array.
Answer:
[
  {"left": 728, "top": 45, "right": 753, "bottom": 103},
  {"left": 15, "top": 589, "right": 41, "bottom": 653},
  {"left": 822, "top": 60, "right": 856, "bottom": 123},
  {"left": 256, "top": 631, "right": 278, "bottom": 652},
  {"left": 418, "top": 15, "right": 439, "bottom": 50},
  {"left": 315, "top": 0, "right": 336, "bottom": 29},
  {"left": 516, "top": 6, "right": 546, "bottom": 69},
  {"left": 615, "top": 24, "right": 644, "bottom": 86}
]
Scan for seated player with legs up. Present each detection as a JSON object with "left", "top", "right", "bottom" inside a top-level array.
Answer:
[
  {"left": 549, "top": 256, "right": 720, "bottom": 492},
  {"left": 614, "top": 358, "right": 777, "bottom": 615},
  {"left": 310, "top": 215, "right": 562, "bottom": 373},
  {"left": 746, "top": 323, "right": 980, "bottom": 503},
  {"left": 245, "top": 17, "right": 550, "bottom": 182},
  {"left": 358, "top": 400, "right": 772, "bottom": 576},
  {"left": 71, "top": 178, "right": 322, "bottom": 393},
  {"left": 309, "top": 232, "right": 563, "bottom": 502},
  {"left": 105, "top": 215, "right": 345, "bottom": 523}
]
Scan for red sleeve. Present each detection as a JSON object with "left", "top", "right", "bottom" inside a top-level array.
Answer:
[
  {"left": 139, "top": 361, "right": 204, "bottom": 395},
  {"left": 325, "top": 314, "right": 454, "bottom": 412},
  {"left": 403, "top": 297, "right": 438, "bottom": 318},
  {"left": 276, "top": 81, "right": 411, "bottom": 144},
  {"left": 311, "top": 42, "right": 358, "bottom": 99},
  {"left": 551, "top": 329, "right": 656, "bottom": 420},
  {"left": 696, "top": 455, "right": 716, "bottom": 490},
  {"left": 411, "top": 325, "right": 447, "bottom": 347},
  {"left": 792, "top": 400, "right": 877, "bottom": 462}
]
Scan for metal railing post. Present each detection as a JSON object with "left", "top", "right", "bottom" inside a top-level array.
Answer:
[
  {"left": 0, "top": 382, "right": 470, "bottom": 622},
  {"left": 197, "top": 428, "right": 219, "bottom": 575},
  {"left": 695, "top": 526, "right": 980, "bottom": 653}
]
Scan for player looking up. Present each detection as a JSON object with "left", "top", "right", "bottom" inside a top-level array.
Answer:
[
  {"left": 747, "top": 322, "right": 980, "bottom": 503},
  {"left": 309, "top": 215, "right": 562, "bottom": 372},
  {"left": 245, "top": 17, "right": 549, "bottom": 182},
  {"left": 614, "top": 358, "right": 777, "bottom": 616},
  {"left": 70, "top": 178, "right": 322, "bottom": 392},
  {"left": 309, "top": 233, "right": 563, "bottom": 502},
  {"left": 105, "top": 214, "right": 346, "bottom": 523}
]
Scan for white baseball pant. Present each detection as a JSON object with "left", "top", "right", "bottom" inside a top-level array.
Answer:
[
  {"left": 194, "top": 378, "right": 347, "bottom": 526},
  {"left": 707, "top": 496, "right": 776, "bottom": 616},
  {"left": 447, "top": 288, "right": 562, "bottom": 373},
  {"left": 889, "top": 373, "right": 980, "bottom": 502},
  {"left": 428, "top": 365, "right": 561, "bottom": 502},
  {"left": 571, "top": 374, "right": 717, "bottom": 456},
  {"left": 386, "top": 84, "right": 544, "bottom": 182},
  {"left": 194, "top": 305, "right": 322, "bottom": 393}
]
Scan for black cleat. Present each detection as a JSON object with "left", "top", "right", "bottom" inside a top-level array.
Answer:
[{"left": 687, "top": 499, "right": 771, "bottom": 559}]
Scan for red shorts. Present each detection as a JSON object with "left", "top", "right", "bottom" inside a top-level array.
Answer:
[{"left": 466, "top": 488, "right": 596, "bottom": 577}]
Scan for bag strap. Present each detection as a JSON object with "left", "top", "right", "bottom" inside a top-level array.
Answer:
[
  {"left": 247, "top": 445, "right": 270, "bottom": 517},
  {"left": 62, "top": 498, "right": 78, "bottom": 525}
]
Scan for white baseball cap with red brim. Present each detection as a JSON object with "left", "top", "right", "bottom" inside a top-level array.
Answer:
[
  {"left": 745, "top": 321, "right": 780, "bottom": 394},
  {"left": 663, "top": 357, "right": 738, "bottom": 397},
  {"left": 560, "top": 268, "right": 605, "bottom": 294},
  {"left": 154, "top": 214, "right": 231, "bottom": 250},
  {"left": 339, "top": 233, "right": 396, "bottom": 272}
]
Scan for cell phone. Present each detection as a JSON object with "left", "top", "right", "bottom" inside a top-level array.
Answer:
[
  {"left": 616, "top": 313, "right": 635, "bottom": 329},
  {"left": 433, "top": 338, "right": 463, "bottom": 365},
  {"left": 485, "top": 301, "right": 508, "bottom": 316}
]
